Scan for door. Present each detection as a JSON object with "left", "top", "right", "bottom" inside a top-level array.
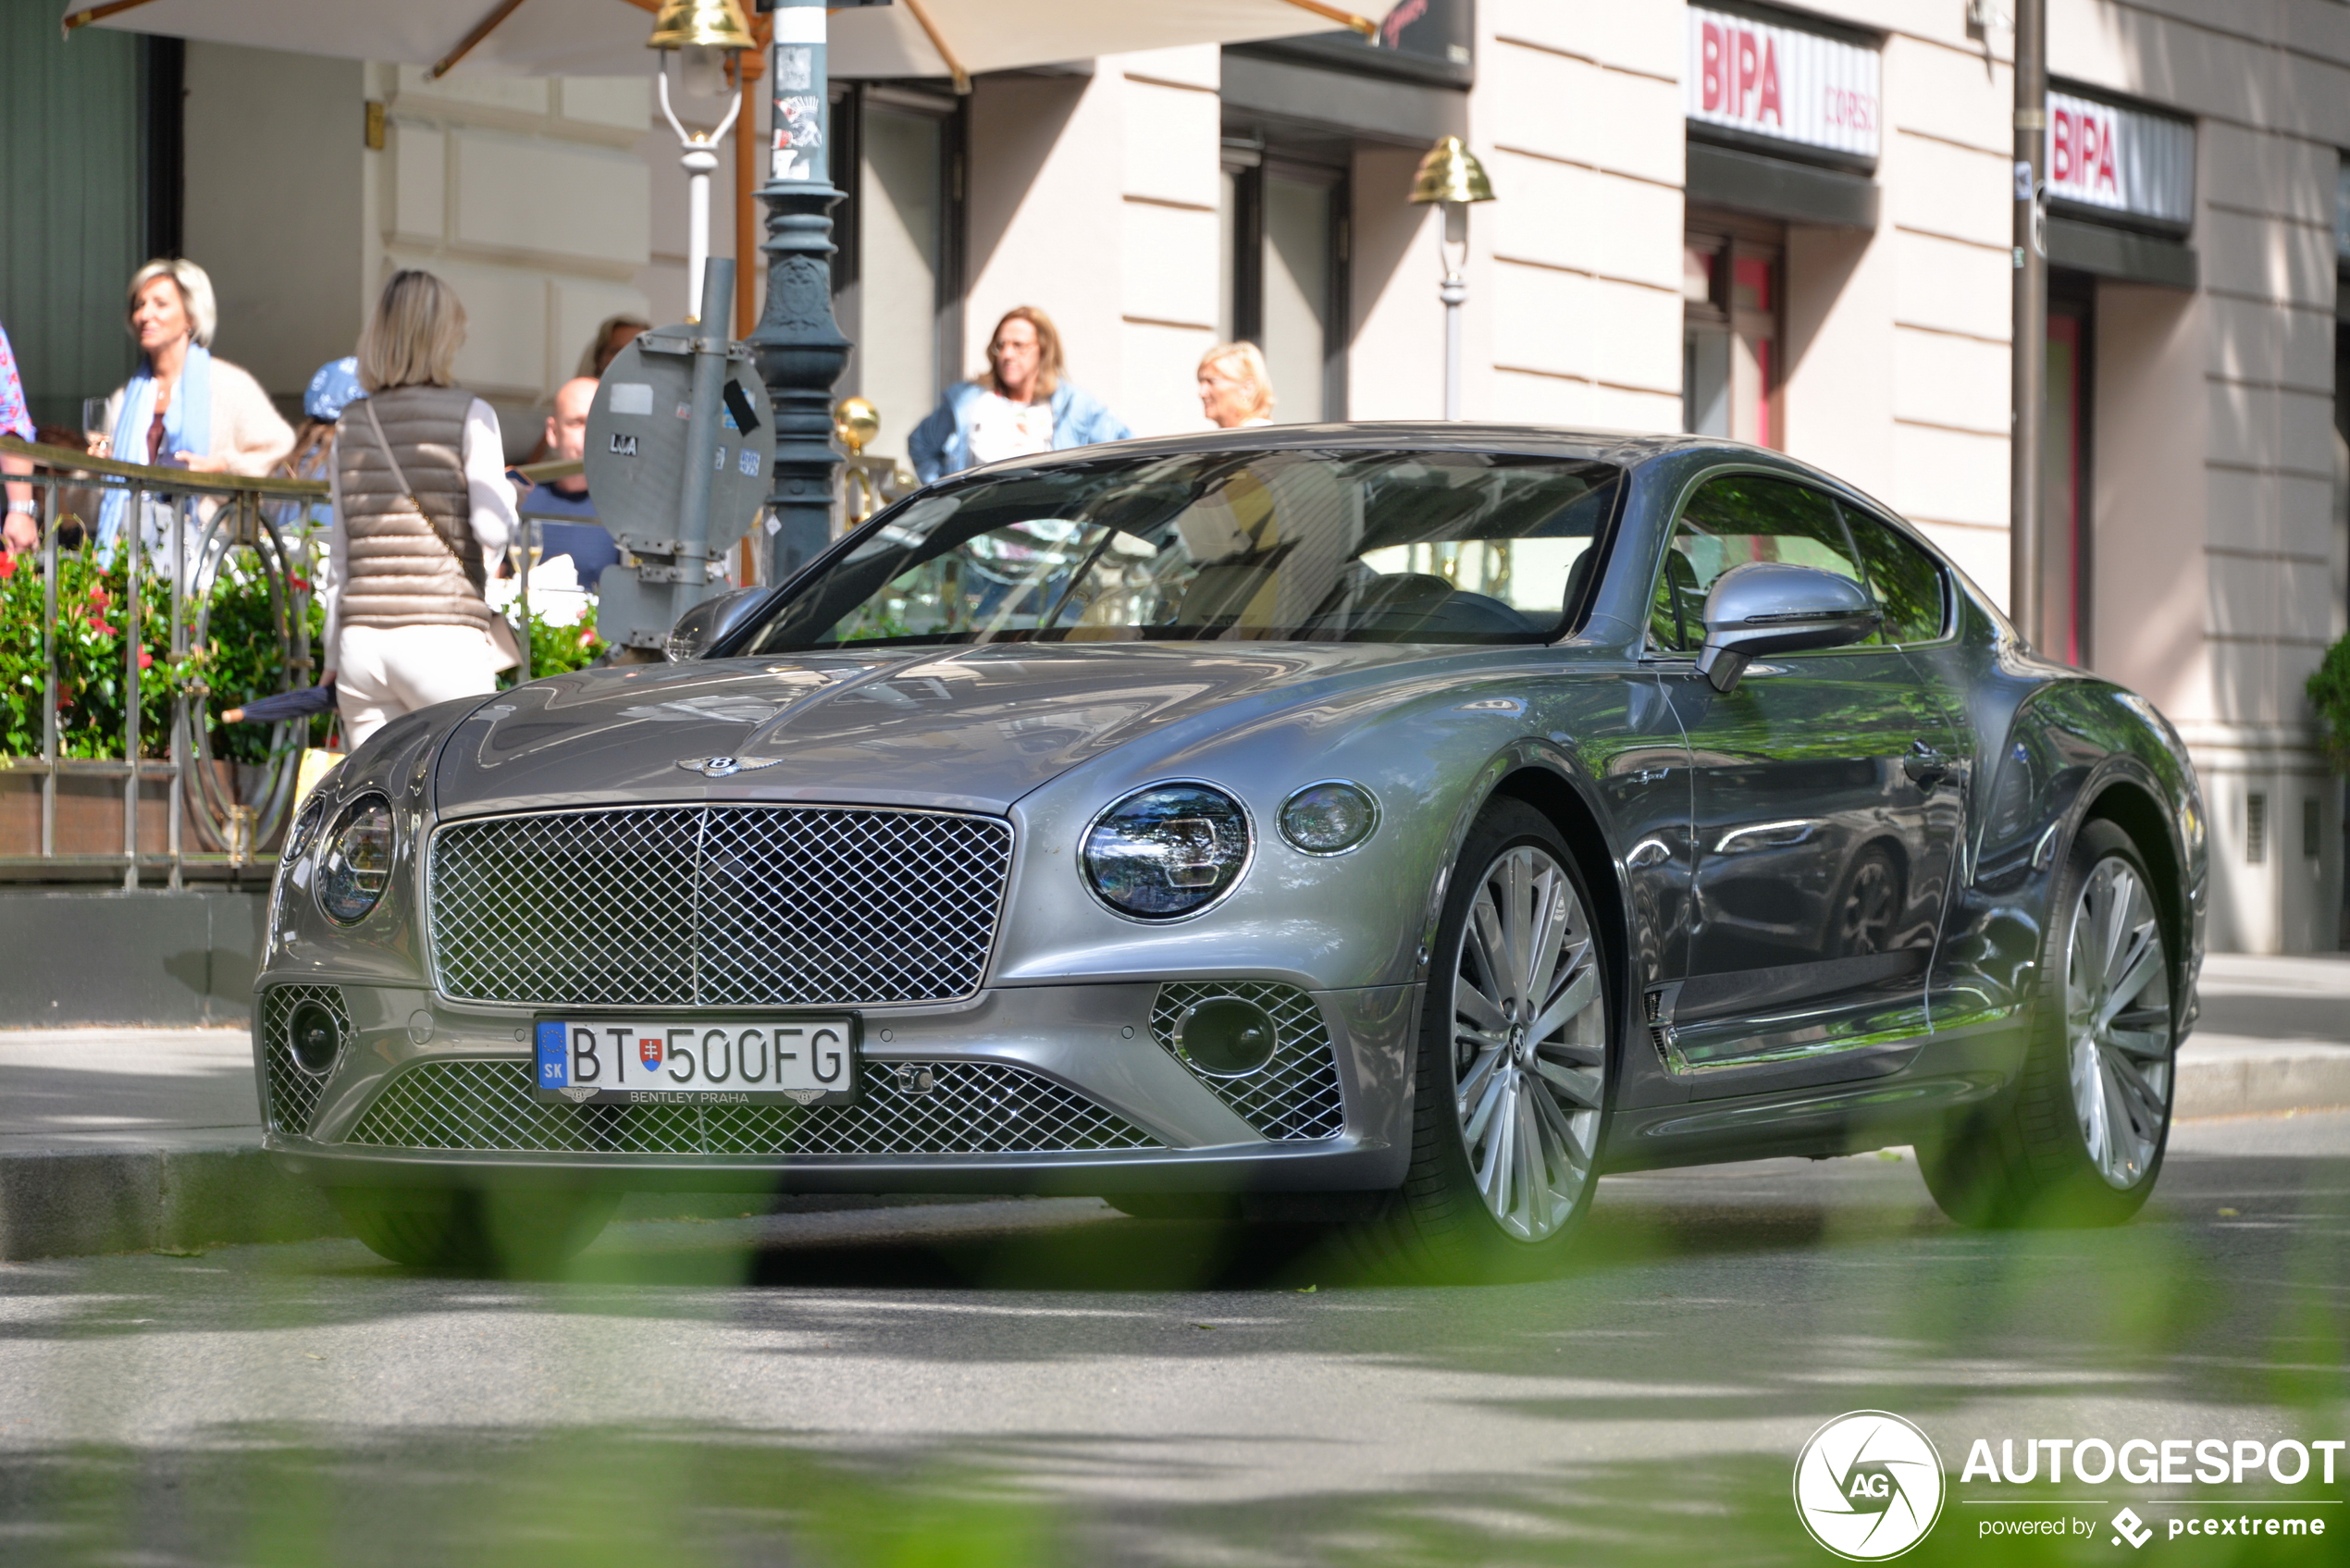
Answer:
[{"left": 1645, "top": 473, "right": 1965, "bottom": 1079}]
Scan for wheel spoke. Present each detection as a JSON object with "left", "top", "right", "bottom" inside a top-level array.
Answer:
[
  {"left": 2096, "top": 936, "right": 2164, "bottom": 1032},
  {"left": 1456, "top": 978, "right": 1511, "bottom": 1032},
  {"left": 1528, "top": 964, "right": 1600, "bottom": 1045},
  {"left": 1459, "top": 1050, "right": 1508, "bottom": 1141},
  {"left": 2064, "top": 854, "right": 2173, "bottom": 1190},
  {"left": 1530, "top": 1054, "right": 1603, "bottom": 1110},
  {"left": 1528, "top": 1075, "right": 1593, "bottom": 1178}
]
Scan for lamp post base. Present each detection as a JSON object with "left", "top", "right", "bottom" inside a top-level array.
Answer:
[{"left": 747, "top": 179, "right": 851, "bottom": 583}]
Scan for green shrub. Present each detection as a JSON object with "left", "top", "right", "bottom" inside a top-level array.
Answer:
[{"left": 2311, "top": 631, "right": 2350, "bottom": 772}]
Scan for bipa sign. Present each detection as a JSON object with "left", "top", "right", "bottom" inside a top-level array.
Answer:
[
  {"left": 2045, "top": 88, "right": 2195, "bottom": 227},
  {"left": 1687, "top": 6, "right": 1881, "bottom": 161}
]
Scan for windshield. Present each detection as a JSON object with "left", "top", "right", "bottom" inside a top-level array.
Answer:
[{"left": 738, "top": 448, "right": 1623, "bottom": 652}]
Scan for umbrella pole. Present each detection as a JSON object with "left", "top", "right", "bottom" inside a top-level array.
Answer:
[{"left": 748, "top": 0, "right": 851, "bottom": 582}]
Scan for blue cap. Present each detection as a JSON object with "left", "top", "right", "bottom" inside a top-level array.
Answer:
[{"left": 304, "top": 357, "right": 366, "bottom": 422}]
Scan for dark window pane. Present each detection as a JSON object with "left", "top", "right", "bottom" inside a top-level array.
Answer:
[
  {"left": 1839, "top": 505, "right": 1948, "bottom": 643},
  {"left": 1648, "top": 475, "right": 1861, "bottom": 653}
]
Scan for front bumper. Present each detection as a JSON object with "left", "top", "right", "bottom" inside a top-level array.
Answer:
[{"left": 256, "top": 979, "right": 1417, "bottom": 1194}]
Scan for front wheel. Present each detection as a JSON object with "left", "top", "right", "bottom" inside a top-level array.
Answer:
[
  {"left": 1918, "top": 819, "right": 2177, "bottom": 1228},
  {"left": 1357, "top": 799, "right": 1615, "bottom": 1281}
]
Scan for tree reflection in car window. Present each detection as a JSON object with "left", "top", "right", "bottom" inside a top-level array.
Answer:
[
  {"left": 1837, "top": 505, "right": 1948, "bottom": 645},
  {"left": 742, "top": 451, "right": 1626, "bottom": 650},
  {"left": 1647, "top": 475, "right": 1863, "bottom": 654}
]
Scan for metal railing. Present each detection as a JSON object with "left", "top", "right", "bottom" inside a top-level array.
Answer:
[{"left": 1, "top": 434, "right": 324, "bottom": 886}]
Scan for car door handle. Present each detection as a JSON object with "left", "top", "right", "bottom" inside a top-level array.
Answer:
[{"left": 1903, "top": 741, "right": 1951, "bottom": 792}]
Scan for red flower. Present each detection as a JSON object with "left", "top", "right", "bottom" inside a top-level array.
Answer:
[
  {"left": 137, "top": 649, "right": 153, "bottom": 670},
  {"left": 0, "top": 553, "right": 17, "bottom": 580},
  {"left": 289, "top": 574, "right": 310, "bottom": 591},
  {"left": 87, "top": 584, "right": 109, "bottom": 607},
  {"left": 91, "top": 618, "right": 118, "bottom": 636}
]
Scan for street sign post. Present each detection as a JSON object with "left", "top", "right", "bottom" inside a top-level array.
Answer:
[{"left": 582, "top": 258, "right": 776, "bottom": 650}]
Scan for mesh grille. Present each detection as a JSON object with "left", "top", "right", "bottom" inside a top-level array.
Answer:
[
  {"left": 427, "top": 806, "right": 1013, "bottom": 1007},
  {"left": 260, "top": 984, "right": 350, "bottom": 1136},
  {"left": 344, "top": 1058, "right": 1160, "bottom": 1156},
  {"left": 1150, "top": 982, "right": 1345, "bottom": 1142}
]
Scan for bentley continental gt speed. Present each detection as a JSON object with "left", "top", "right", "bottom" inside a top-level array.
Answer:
[{"left": 258, "top": 426, "right": 2207, "bottom": 1276}]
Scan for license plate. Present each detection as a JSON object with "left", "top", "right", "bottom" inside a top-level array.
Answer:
[{"left": 531, "top": 1019, "right": 856, "bottom": 1105}]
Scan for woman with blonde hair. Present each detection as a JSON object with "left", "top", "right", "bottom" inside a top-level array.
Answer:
[
  {"left": 322, "top": 269, "right": 520, "bottom": 749},
  {"left": 1197, "top": 341, "right": 1276, "bottom": 429},
  {"left": 93, "top": 257, "right": 294, "bottom": 560},
  {"left": 909, "top": 305, "right": 1132, "bottom": 482}
]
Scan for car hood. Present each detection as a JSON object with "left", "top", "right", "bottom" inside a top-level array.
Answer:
[{"left": 430, "top": 641, "right": 1454, "bottom": 819}]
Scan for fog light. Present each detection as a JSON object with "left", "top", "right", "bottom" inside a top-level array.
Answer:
[
  {"left": 287, "top": 1000, "right": 342, "bottom": 1076},
  {"left": 1174, "top": 996, "right": 1278, "bottom": 1078}
]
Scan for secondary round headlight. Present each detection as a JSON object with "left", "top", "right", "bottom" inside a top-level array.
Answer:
[
  {"left": 1082, "top": 783, "right": 1251, "bottom": 920},
  {"left": 315, "top": 795, "right": 397, "bottom": 924},
  {"left": 1278, "top": 780, "right": 1379, "bottom": 855},
  {"left": 282, "top": 788, "right": 332, "bottom": 868}
]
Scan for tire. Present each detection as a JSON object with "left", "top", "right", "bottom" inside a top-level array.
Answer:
[
  {"left": 1354, "top": 798, "right": 1616, "bottom": 1282},
  {"left": 332, "top": 1186, "right": 621, "bottom": 1275},
  {"left": 1918, "top": 819, "right": 2178, "bottom": 1228}
]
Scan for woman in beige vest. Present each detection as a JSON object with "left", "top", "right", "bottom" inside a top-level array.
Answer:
[{"left": 324, "top": 271, "right": 519, "bottom": 749}]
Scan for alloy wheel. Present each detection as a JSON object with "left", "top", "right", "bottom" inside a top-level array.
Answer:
[
  {"left": 1837, "top": 852, "right": 1899, "bottom": 956},
  {"left": 2063, "top": 856, "right": 2172, "bottom": 1189},
  {"left": 1449, "top": 844, "right": 1609, "bottom": 1241}
]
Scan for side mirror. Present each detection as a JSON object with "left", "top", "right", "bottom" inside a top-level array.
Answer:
[
  {"left": 663, "top": 586, "right": 770, "bottom": 662},
  {"left": 1695, "top": 562, "right": 1880, "bottom": 693}
]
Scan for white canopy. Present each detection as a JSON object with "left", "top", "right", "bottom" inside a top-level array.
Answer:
[{"left": 61, "top": 0, "right": 1372, "bottom": 82}]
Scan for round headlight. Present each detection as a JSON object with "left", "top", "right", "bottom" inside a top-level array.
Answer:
[
  {"left": 1082, "top": 783, "right": 1251, "bottom": 920},
  {"left": 315, "top": 795, "right": 397, "bottom": 924},
  {"left": 1278, "top": 780, "right": 1379, "bottom": 855}
]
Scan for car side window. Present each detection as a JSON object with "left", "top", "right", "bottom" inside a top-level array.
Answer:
[
  {"left": 1647, "top": 475, "right": 1865, "bottom": 654},
  {"left": 1837, "top": 504, "right": 1949, "bottom": 644}
]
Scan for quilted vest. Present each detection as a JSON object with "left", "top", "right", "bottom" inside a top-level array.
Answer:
[{"left": 334, "top": 384, "right": 491, "bottom": 631}]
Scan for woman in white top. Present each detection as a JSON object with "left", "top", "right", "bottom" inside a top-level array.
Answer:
[
  {"left": 322, "top": 270, "right": 519, "bottom": 749},
  {"left": 1197, "top": 340, "right": 1277, "bottom": 429},
  {"left": 908, "top": 306, "right": 1132, "bottom": 483}
]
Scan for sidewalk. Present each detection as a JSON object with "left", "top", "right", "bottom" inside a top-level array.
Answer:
[{"left": 3, "top": 953, "right": 2345, "bottom": 1261}]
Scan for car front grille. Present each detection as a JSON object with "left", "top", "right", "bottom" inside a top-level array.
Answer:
[
  {"left": 260, "top": 984, "right": 349, "bottom": 1136},
  {"left": 342, "top": 1058, "right": 1161, "bottom": 1156},
  {"left": 427, "top": 805, "right": 1014, "bottom": 1007},
  {"left": 1150, "top": 982, "right": 1345, "bottom": 1142}
]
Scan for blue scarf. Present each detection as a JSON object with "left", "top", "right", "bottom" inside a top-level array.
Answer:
[{"left": 96, "top": 340, "right": 213, "bottom": 551}]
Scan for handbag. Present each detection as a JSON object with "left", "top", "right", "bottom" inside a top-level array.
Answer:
[{"left": 359, "top": 399, "right": 524, "bottom": 673}]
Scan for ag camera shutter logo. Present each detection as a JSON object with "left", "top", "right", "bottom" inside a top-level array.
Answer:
[{"left": 1794, "top": 1411, "right": 1946, "bottom": 1559}]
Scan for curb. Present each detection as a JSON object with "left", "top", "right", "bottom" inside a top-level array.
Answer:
[
  {"left": 0, "top": 1145, "right": 347, "bottom": 1263},
  {"left": 2175, "top": 1047, "right": 2350, "bottom": 1120}
]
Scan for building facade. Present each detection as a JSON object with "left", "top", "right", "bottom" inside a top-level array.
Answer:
[{"left": 2, "top": 0, "right": 2344, "bottom": 950}]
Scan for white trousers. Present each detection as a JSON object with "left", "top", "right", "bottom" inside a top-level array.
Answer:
[{"left": 336, "top": 623, "right": 501, "bottom": 749}]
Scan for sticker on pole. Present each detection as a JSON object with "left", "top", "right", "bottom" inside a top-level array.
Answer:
[{"left": 1792, "top": 1411, "right": 1945, "bottom": 1560}]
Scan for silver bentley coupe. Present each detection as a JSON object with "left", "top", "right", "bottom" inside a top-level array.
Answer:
[{"left": 258, "top": 426, "right": 2206, "bottom": 1277}]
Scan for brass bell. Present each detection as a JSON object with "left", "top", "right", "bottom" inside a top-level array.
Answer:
[
  {"left": 1408, "top": 136, "right": 1496, "bottom": 205},
  {"left": 833, "top": 397, "right": 880, "bottom": 455},
  {"left": 647, "top": 0, "right": 758, "bottom": 54}
]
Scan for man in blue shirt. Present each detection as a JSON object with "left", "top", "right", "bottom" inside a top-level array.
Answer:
[{"left": 512, "top": 377, "right": 621, "bottom": 588}]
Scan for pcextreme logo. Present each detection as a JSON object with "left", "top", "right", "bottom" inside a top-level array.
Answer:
[{"left": 1795, "top": 1411, "right": 1948, "bottom": 1560}]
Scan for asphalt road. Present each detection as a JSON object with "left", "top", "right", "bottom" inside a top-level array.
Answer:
[{"left": 2, "top": 1113, "right": 2345, "bottom": 1567}]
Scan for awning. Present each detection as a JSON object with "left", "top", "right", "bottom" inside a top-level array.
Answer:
[{"left": 62, "top": 0, "right": 1375, "bottom": 84}]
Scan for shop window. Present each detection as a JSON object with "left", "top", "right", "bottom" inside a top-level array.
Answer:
[
  {"left": 1683, "top": 220, "right": 1780, "bottom": 449},
  {"left": 1220, "top": 142, "right": 1347, "bottom": 425}
]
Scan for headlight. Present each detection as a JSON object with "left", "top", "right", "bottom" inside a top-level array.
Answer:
[
  {"left": 315, "top": 794, "right": 397, "bottom": 924},
  {"left": 1278, "top": 780, "right": 1379, "bottom": 855},
  {"left": 1082, "top": 783, "right": 1251, "bottom": 919}
]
